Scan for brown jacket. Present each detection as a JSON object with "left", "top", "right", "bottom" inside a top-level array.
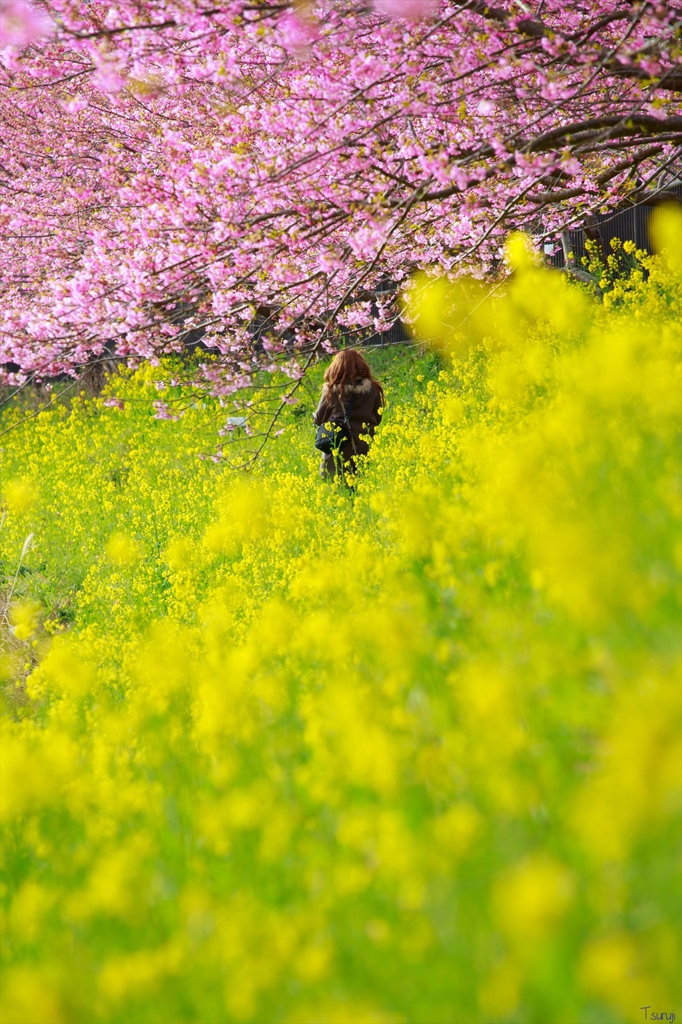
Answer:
[{"left": 313, "top": 377, "right": 383, "bottom": 458}]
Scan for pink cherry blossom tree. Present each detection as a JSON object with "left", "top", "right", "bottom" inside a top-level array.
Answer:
[{"left": 1, "top": 0, "right": 680, "bottom": 408}]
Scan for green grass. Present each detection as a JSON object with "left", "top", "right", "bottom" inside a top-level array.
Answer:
[{"left": 0, "top": 255, "right": 680, "bottom": 1024}]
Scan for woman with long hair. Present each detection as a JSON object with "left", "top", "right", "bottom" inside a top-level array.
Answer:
[{"left": 313, "top": 349, "right": 385, "bottom": 481}]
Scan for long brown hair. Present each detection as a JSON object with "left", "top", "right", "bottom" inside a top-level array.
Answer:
[{"left": 324, "top": 349, "right": 384, "bottom": 405}]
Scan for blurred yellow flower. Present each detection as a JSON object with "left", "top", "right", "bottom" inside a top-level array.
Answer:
[
  {"left": 2, "top": 478, "right": 36, "bottom": 513},
  {"left": 10, "top": 600, "right": 41, "bottom": 641},
  {"left": 105, "top": 531, "right": 141, "bottom": 565}
]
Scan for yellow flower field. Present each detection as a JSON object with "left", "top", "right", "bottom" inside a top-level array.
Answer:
[{"left": 1, "top": 217, "right": 680, "bottom": 1024}]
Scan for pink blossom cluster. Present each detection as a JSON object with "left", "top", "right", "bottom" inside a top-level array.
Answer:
[{"left": 0, "top": 1, "right": 680, "bottom": 386}]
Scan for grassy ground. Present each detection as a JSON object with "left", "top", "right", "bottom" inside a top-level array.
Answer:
[
  {"left": 0, "top": 243, "right": 680, "bottom": 1024},
  {"left": 0, "top": 342, "right": 438, "bottom": 653}
]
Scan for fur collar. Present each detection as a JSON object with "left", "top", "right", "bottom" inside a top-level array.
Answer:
[{"left": 324, "top": 377, "right": 373, "bottom": 397}]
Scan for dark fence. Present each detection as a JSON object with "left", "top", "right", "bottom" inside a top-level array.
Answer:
[{"left": 545, "top": 184, "right": 682, "bottom": 268}]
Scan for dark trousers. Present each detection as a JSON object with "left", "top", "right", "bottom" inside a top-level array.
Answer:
[{"left": 319, "top": 436, "right": 369, "bottom": 481}]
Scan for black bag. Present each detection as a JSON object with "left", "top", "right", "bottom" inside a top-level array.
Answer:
[{"left": 314, "top": 391, "right": 356, "bottom": 455}]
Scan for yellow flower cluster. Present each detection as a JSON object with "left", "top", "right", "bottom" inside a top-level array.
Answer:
[{"left": 1, "top": 210, "right": 680, "bottom": 1024}]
